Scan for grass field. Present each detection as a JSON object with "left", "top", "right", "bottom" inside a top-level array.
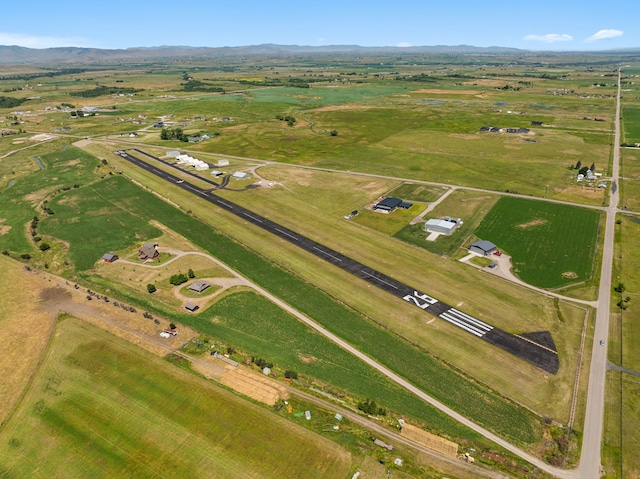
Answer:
[
  {"left": 599, "top": 212, "right": 640, "bottom": 478},
  {"left": 622, "top": 106, "right": 640, "bottom": 144},
  {"left": 474, "top": 196, "right": 601, "bottom": 288},
  {"left": 0, "top": 315, "right": 357, "bottom": 478},
  {"left": 43, "top": 174, "right": 548, "bottom": 445},
  {"left": 0, "top": 256, "right": 58, "bottom": 426},
  {"left": 395, "top": 190, "right": 499, "bottom": 257}
]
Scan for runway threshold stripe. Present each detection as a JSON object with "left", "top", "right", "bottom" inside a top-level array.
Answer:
[
  {"left": 439, "top": 313, "right": 486, "bottom": 337},
  {"left": 360, "top": 270, "right": 399, "bottom": 290},
  {"left": 218, "top": 200, "right": 234, "bottom": 208},
  {"left": 447, "top": 309, "right": 493, "bottom": 331}
]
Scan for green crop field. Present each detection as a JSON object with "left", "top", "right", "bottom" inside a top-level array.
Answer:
[
  {"left": 623, "top": 106, "right": 640, "bottom": 144},
  {"left": 42, "top": 174, "right": 542, "bottom": 445},
  {"left": 474, "top": 197, "right": 601, "bottom": 288},
  {"left": 0, "top": 315, "right": 356, "bottom": 479}
]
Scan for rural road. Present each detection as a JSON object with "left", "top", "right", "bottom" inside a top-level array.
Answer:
[
  {"left": 113, "top": 247, "right": 570, "bottom": 477},
  {"left": 578, "top": 67, "right": 622, "bottom": 479}
]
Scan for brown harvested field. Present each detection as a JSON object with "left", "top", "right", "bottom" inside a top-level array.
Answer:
[
  {"left": 220, "top": 366, "right": 290, "bottom": 405},
  {"left": 312, "top": 105, "right": 374, "bottom": 112},
  {"left": 401, "top": 423, "right": 459, "bottom": 458},
  {"left": 0, "top": 257, "right": 58, "bottom": 426}
]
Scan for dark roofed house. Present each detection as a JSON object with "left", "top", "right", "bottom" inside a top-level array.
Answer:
[
  {"left": 138, "top": 242, "right": 159, "bottom": 261},
  {"left": 102, "top": 253, "right": 119, "bottom": 263},
  {"left": 188, "top": 280, "right": 211, "bottom": 294},
  {"left": 469, "top": 240, "right": 497, "bottom": 256},
  {"left": 185, "top": 301, "right": 199, "bottom": 312},
  {"left": 373, "top": 197, "right": 403, "bottom": 213}
]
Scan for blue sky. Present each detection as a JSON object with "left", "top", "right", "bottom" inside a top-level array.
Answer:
[{"left": 0, "top": 0, "right": 637, "bottom": 51}]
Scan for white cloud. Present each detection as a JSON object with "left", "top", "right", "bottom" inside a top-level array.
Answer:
[
  {"left": 0, "top": 32, "right": 92, "bottom": 49},
  {"left": 586, "top": 29, "right": 623, "bottom": 42},
  {"left": 523, "top": 33, "right": 573, "bottom": 44},
  {"left": 396, "top": 42, "right": 412, "bottom": 47},
  {"left": 317, "top": 37, "right": 326, "bottom": 43}
]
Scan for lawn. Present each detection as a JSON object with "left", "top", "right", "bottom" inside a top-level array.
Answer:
[
  {"left": 474, "top": 196, "right": 601, "bottom": 288},
  {"left": 0, "top": 315, "right": 356, "bottom": 479},
  {"left": 622, "top": 105, "right": 640, "bottom": 144}
]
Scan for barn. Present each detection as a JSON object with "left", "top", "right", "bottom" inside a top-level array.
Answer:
[
  {"left": 469, "top": 240, "right": 497, "bottom": 256},
  {"left": 101, "top": 253, "right": 119, "bottom": 263},
  {"left": 185, "top": 301, "right": 199, "bottom": 312}
]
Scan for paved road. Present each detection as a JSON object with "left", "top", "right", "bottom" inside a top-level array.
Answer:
[{"left": 579, "top": 68, "right": 622, "bottom": 479}]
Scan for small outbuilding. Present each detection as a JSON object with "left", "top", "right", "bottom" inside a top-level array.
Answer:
[
  {"left": 424, "top": 219, "right": 458, "bottom": 235},
  {"left": 166, "top": 150, "right": 181, "bottom": 158},
  {"left": 232, "top": 171, "right": 250, "bottom": 180},
  {"left": 469, "top": 240, "right": 497, "bottom": 256},
  {"left": 188, "top": 280, "right": 211, "bottom": 294},
  {"left": 185, "top": 301, "right": 199, "bottom": 312},
  {"left": 216, "top": 159, "right": 230, "bottom": 167},
  {"left": 101, "top": 253, "right": 119, "bottom": 263}
]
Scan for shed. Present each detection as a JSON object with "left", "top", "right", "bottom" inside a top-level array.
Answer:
[
  {"left": 185, "top": 301, "right": 199, "bottom": 312},
  {"left": 469, "top": 240, "right": 497, "bottom": 256},
  {"left": 232, "top": 171, "right": 250, "bottom": 180},
  {"left": 101, "top": 253, "right": 119, "bottom": 263},
  {"left": 216, "top": 159, "right": 230, "bottom": 167},
  {"left": 166, "top": 150, "right": 181, "bottom": 158},
  {"left": 188, "top": 280, "right": 211, "bottom": 294},
  {"left": 424, "top": 219, "right": 458, "bottom": 235}
]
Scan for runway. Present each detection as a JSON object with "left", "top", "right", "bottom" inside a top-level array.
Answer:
[{"left": 115, "top": 149, "right": 559, "bottom": 374}]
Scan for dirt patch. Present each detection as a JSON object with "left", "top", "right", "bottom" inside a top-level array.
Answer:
[
  {"left": 517, "top": 219, "right": 547, "bottom": 229},
  {"left": 72, "top": 139, "right": 91, "bottom": 148},
  {"left": 220, "top": 366, "right": 289, "bottom": 405},
  {"left": 413, "top": 89, "right": 479, "bottom": 95},
  {"left": 562, "top": 272, "right": 578, "bottom": 279},
  {"left": 300, "top": 355, "right": 316, "bottom": 363},
  {"left": 313, "top": 105, "right": 372, "bottom": 112},
  {"left": 401, "top": 423, "right": 459, "bottom": 458},
  {"left": 463, "top": 79, "right": 506, "bottom": 87},
  {"left": 0, "top": 218, "right": 10, "bottom": 236}
]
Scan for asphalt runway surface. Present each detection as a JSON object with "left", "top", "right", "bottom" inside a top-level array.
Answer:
[{"left": 116, "top": 149, "right": 559, "bottom": 374}]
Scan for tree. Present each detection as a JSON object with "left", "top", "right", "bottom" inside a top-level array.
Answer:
[
  {"left": 578, "top": 166, "right": 589, "bottom": 176},
  {"left": 329, "top": 130, "right": 338, "bottom": 136},
  {"left": 39, "top": 243, "right": 50, "bottom": 251},
  {"left": 188, "top": 268, "right": 195, "bottom": 278},
  {"left": 574, "top": 160, "right": 582, "bottom": 170},
  {"left": 169, "top": 273, "right": 188, "bottom": 285},
  {"left": 169, "top": 322, "right": 177, "bottom": 330},
  {"left": 147, "top": 284, "right": 156, "bottom": 294},
  {"left": 614, "top": 282, "right": 626, "bottom": 293},
  {"left": 590, "top": 162, "right": 595, "bottom": 171},
  {"left": 284, "top": 370, "right": 298, "bottom": 379}
]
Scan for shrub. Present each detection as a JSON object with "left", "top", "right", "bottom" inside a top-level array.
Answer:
[
  {"left": 39, "top": 243, "right": 50, "bottom": 251},
  {"left": 147, "top": 284, "right": 157, "bottom": 294},
  {"left": 20, "top": 253, "right": 31, "bottom": 260},
  {"left": 284, "top": 370, "right": 298, "bottom": 379},
  {"left": 188, "top": 268, "right": 195, "bottom": 278},
  {"left": 169, "top": 273, "right": 188, "bottom": 285}
]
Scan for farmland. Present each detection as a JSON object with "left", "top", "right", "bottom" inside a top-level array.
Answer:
[
  {"left": 0, "top": 52, "right": 627, "bottom": 477},
  {"left": 0, "top": 315, "right": 356, "bottom": 479},
  {"left": 474, "top": 196, "right": 601, "bottom": 288}
]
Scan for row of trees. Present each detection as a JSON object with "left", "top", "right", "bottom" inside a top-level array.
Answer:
[{"left": 160, "top": 127, "right": 189, "bottom": 142}]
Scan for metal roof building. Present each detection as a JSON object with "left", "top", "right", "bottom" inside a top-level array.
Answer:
[
  {"left": 469, "top": 240, "right": 497, "bottom": 256},
  {"left": 424, "top": 219, "right": 458, "bottom": 235},
  {"left": 188, "top": 281, "right": 211, "bottom": 294}
]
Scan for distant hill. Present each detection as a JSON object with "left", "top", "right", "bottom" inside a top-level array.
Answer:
[
  {"left": 1, "top": 43, "right": 639, "bottom": 65},
  {"left": 0, "top": 43, "right": 528, "bottom": 64}
]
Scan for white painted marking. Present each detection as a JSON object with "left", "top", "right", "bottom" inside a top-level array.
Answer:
[
  {"left": 243, "top": 212, "right": 263, "bottom": 223},
  {"left": 361, "top": 270, "right": 398, "bottom": 289},
  {"left": 447, "top": 308, "right": 493, "bottom": 331},
  {"left": 276, "top": 228, "right": 299, "bottom": 241},
  {"left": 439, "top": 313, "right": 485, "bottom": 337},
  {"left": 427, "top": 318, "right": 436, "bottom": 324},
  {"left": 312, "top": 246, "right": 343, "bottom": 262},
  {"left": 218, "top": 200, "right": 234, "bottom": 208}
]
